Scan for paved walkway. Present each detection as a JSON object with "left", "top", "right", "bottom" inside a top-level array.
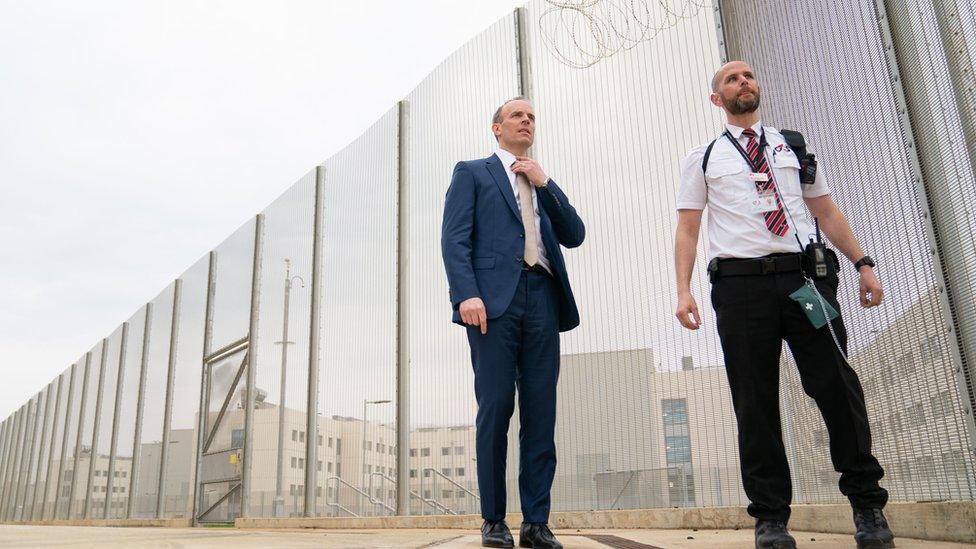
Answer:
[{"left": 0, "top": 525, "right": 970, "bottom": 547}]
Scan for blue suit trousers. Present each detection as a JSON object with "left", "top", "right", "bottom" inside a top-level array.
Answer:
[{"left": 466, "top": 269, "right": 560, "bottom": 523}]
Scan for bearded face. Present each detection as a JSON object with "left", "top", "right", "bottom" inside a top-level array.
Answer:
[{"left": 721, "top": 85, "right": 761, "bottom": 115}]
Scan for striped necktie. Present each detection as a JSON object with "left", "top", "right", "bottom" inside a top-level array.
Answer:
[{"left": 742, "top": 128, "right": 789, "bottom": 237}]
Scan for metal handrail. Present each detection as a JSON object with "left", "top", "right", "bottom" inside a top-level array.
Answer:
[
  {"left": 367, "top": 472, "right": 453, "bottom": 515},
  {"left": 326, "top": 475, "right": 394, "bottom": 516},
  {"left": 419, "top": 467, "right": 479, "bottom": 516},
  {"left": 422, "top": 467, "right": 480, "bottom": 499}
]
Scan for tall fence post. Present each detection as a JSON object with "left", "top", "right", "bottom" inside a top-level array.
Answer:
[
  {"left": 83, "top": 339, "right": 109, "bottom": 518},
  {"left": 395, "top": 99, "right": 411, "bottom": 516},
  {"left": 103, "top": 322, "right": 128, "bottom": 519},
  {"left": 156, "top": 279, "right": 182, "bottom": 518},
  {"left": 241, "top": 214, "right": 264, "bottom": 518},
  {"left": 127, "top": 303, "right": 153, "bottom": 519},
  {"left": 192, "top": 251, "right": 217, "bottom": 525},
  {"left": 305, "top": 168, "right": 325, "bottom": 517}
]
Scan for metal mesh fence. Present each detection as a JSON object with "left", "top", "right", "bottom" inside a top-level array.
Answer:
[
  {"left": 1, "top": 0, "right": 973, "bottom": 524},
  {"left": 722, "top": 0, "right": 976, "bottom": 504}
]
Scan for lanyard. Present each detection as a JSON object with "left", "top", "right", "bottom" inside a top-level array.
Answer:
[{"left": 724, "top": 128, "right": 767, "bottom": 172}]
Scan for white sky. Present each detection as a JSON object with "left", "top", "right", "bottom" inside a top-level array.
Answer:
[{"left": 0, "top": 0, "right": 524, "bottom": 420}]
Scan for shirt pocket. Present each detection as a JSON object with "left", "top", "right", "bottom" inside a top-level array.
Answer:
[
  {"left": 705, "top": 159, "right": 750, "bottom": 207},
  {"left": 772, "top": 151, "right": 802, "bottom": 196}
]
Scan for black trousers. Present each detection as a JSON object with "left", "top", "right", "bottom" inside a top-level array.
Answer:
[{"left": 710, "top": 264, "right": 888, "bottom": 522}]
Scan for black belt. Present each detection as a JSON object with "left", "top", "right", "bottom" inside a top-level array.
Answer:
[
  {"left": 710, "top": 253, "right": 803, "bottom": 279},
  {"left": 522, "top": 262, "right": 552, "bottom": 277}
]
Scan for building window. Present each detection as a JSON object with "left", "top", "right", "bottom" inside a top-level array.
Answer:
[
  {"left": 897, "top": 351, "right": 915, "bottom": 375},
  {"left": 456, "top": 490, "right": 465, "bottom": 498},
  {"left": 328, "top": 437, "right": 333, "bottom": 448},
  {"left": 317, "top": 461, "right": 322, "bottom": 472},
  {"left": 455, "top": 446, "right": 464, "bottom": 455},
  {"left": 423, "top": 490, "right": 431, "bottom": 499},
  {"left": 665, "top": 436, "right": 692, "bottom": 464},
  {"left": 232, "top": 428, "right": 245, "bottom": 448},
  {"left": 441, "top": 447, "right": 450, "bottom": 456},
  {"left": 291, "top": 457, "right": 297, "bottom": 468},
  {"left": 318, "top": 435, "right": 323, "bottom": 446},
  {"left": 662, "top": 399, "right": 688, "bottom": 426},
  {"left": 421, "top": 448, "right": 430, "bottom": 457},
  {"left": 336, "top": 438, "right": 342, "bottom": 455},
  {"left": 908, "top": 402, "right": 925, "bottom": 426},
  {"left": 409, "top": 449, "right": 417, "bottom": 457},
  {"left": 327, "top": 462, "right": 333, "bottom": 473},
  {"left": 298, "top": 458, "right": 305, "bottom": 470},
  {"left": 292, "top": 429, "right": 298, "bottom": 442},
  {"left": 441, "top": 468, "right": 451, "bottom": 477},
  {"left": 368, "top": 465, "right": 373, "bottom": 474},
  {"left": 456, "top": 467, "right": 465, "bottom": 477},
  {"left": 377, "top": 443, "right": 385, "bottom": 453},
  {"left": 930, "top": 391, "right": 953, "bottom": 418},
  {"left": 920, "top": 334, "right": 940, "bottom": 362},
  {"left": 299, "top": 431, "right": 306, "bottom": 443},
  {"left": 442, "top": 489, "right": 452, "bottom": 499},
  {"left": 409, "top": 469, "right": 417, "bottom": 478},
  {"left": 336, "top": 463, "right": 341, "bottom": 476},
  {"left": 423, "top": 469, "right": 431, "bottom": 478}
]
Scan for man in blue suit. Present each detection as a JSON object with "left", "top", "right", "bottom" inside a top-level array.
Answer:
[{"left": 441, "top": 97, "right": 585, "bottom": 549}]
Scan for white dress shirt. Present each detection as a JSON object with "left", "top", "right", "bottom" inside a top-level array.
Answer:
[
  {"left": 676, "top": 122, "right": 831, "bottom": 261},
  {"left": 495, "top": 148, "right": 552, "bottom": 273}
]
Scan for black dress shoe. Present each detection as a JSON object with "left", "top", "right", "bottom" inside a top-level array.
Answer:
[
  {"left": 853, "top": 507, "right": 896, "bottom": 549},
  {"left": 482, "top": 520, "right": 514, "bottom": 548},
  {"left": 755, "top": 519, "right": 797, "bottom": 549},
  {"left": 519, "top": 522, "right": 562, "bottom": 549}
]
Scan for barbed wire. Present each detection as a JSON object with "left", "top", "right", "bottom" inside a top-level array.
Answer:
[{"left": 538, "top": 0, "right": 711, "bottom": 69}]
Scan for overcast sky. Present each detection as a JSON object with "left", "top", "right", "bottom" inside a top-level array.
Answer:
[{"left": 0, "top": 0, "right": 525, "bottom": 419}]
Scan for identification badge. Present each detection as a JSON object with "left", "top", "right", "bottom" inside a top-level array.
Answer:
[
  {"left": 748, "top": 187, "right": 780, "bottom": 214},
  {"left": 748, "top": 172, "right": 769, "bottom": 182}
]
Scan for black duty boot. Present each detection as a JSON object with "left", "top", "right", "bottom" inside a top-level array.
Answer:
[
  {"left": 519, "top": 522, "right": 562, "bottom": 549},
  {"left": 853, "top": 507, "right": 896, "bottom": 549},
  {"left": 482, "top": 520, "right": 514, "bottom": 548},
  {"left": 755, "top": 519, "right": 797, "bottom": 549}
]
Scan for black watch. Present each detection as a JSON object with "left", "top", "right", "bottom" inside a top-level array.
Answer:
[{"left": 854, "top": 255, "right": 876, "bottom": 271}]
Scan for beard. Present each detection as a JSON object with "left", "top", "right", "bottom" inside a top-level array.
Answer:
[{"left": 723, "top": 89, "right": 761, "bottom": 115}]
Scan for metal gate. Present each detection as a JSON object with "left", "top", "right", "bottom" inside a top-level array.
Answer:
[{"left": 195, "top": 337, "right": 249, "bottom": 523}]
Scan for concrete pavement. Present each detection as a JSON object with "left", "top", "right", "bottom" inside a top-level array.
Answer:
[{"left": 1, "top": 525, "right": 973, "bottom": 548}]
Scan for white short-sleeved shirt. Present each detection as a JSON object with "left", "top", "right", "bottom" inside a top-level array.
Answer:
[{"left": 676, "top": 122, "right": 831, "bottom": 261}]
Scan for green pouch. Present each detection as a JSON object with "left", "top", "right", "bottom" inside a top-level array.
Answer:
[{"left": 789, "top": 283, "right": 840, "bottom": 329}]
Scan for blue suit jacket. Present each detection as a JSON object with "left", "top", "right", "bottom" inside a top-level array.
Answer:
[{"left": 441, "top": 153, "right": 585, "bottom": 332}]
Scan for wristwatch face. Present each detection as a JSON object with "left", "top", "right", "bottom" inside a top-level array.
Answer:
[{"left": 857, "top": 256, "right": 875, "bottom": 269}]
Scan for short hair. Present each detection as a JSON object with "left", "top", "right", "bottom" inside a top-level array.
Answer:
[
  {"left": 711, "top": 68, "right": 722, "bottom": 93},
  {"left": 711, "top": 61, "right": 754, "bottom": 92},
  {"left": 492, "top": 96, "right": 530, "bottom": 125}
]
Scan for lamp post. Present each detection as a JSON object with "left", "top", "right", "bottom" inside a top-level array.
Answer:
[
  {"left": 361, "top": 398, "right": 391, "bottom": 515},
  {"left": 273, "top": 259, "right": 305, "bottom": 518}
]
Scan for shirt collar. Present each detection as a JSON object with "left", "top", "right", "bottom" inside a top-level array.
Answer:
[
  {"left": 494, "top": 148, "right": 517, "bottom": 169},
  {"left": 725, "top": 120, "right": 763, "bottom": 139}
]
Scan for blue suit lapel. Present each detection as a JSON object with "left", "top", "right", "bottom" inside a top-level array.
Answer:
[{"left": 485, "top": 154, "right": 520, "bottom": 222}]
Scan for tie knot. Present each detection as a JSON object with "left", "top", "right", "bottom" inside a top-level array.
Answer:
[{"left": 741, "top": 128, "right": 756, "bottom": 139}]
